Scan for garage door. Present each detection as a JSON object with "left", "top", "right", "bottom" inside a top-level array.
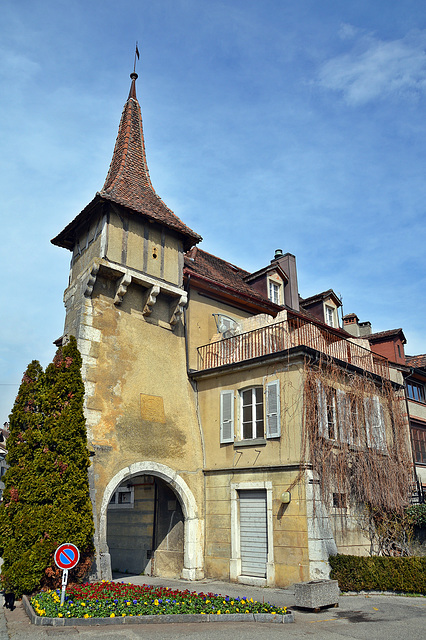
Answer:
[{"left": 239, "top": 489, "right": 267, "bottom": 578}]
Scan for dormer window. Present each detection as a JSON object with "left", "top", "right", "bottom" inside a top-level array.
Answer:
[{"left": 269, "top": 281, "right": 281, "bottom": 305}]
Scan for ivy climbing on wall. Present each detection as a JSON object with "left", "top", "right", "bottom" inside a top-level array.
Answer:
[{"left": 0, "top": 337, "right": 94, "bottom": 598}]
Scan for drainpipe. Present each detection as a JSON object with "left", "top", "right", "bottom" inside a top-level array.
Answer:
[{"left": 184, "top": 274, "right": 191, "bottom": 375}]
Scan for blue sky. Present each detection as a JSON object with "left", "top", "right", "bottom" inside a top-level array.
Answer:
[{"left": 1, "top": 0, "right": 426, "bottom": 421}]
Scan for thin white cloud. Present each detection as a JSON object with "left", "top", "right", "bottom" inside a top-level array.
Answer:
[{"left": 317, "top": 29, "right": 426, "bottom": 105}]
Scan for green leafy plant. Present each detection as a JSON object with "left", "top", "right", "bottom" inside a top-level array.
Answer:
[
  {"left": 0, "top": 338, "right": 94, "bottom": 598},
  {"left": 406, "top": 504, "right": 426, "bottom": 528}
]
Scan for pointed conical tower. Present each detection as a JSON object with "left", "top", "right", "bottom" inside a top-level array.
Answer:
[{"left": 52, "top": 72, "right": 204, "bottom": 582}]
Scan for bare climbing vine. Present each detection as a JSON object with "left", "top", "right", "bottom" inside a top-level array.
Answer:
[{"left": 296, "top": 357, "right": 414, "bottom": 552}]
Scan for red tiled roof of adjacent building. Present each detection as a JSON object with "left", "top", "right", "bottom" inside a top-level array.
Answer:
[
  {"left": 406, "top": 354, "right": 426, "bottom": 368},
  {"left": 184, "top": 247, "right": 282, "bottom": 311},
  {"left": 368, "top": 328, "right": 406, "bottom": 343},
  {"left": 52, "top": 73, "right": 201, "bottom": 251}
]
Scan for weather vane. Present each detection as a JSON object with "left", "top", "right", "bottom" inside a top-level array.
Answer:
[{"left": 133, "top": 41, "right": 140, "bottom": 74}]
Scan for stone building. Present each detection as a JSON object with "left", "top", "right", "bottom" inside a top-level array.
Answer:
[{"left": 52, "top": 72, "right": 414, "bottom": 586}]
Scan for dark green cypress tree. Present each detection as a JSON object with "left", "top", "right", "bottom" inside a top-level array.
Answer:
[
  {"left": 41, "top": 336, "right": 94, "bottom": 578},
  {"left": 0, "top": 338, "right": 94, "bottom": 597},
  {"left": 0, "top": 360, "right": 49, "bottom": 596}
]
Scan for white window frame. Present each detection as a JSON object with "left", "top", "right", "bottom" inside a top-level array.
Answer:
[
  {"left": 240, "top": 387, "right": 264, "bottom": 440},
  {"left": 325, "top": 305, "right": 335, "bottom": 328},
  {"left": 268, "top": 280, "right": 281, "bottom": 305},
  {"left": 108, "top": 485, "right": 135, "bottom": 509},
  {"left": 317, "top": 381, "right": 337, "bottom": 440}
]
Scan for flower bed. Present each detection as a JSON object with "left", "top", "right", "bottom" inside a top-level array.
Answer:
[{"left": 30, "top": 581, "right": 288, "bottom": 619}]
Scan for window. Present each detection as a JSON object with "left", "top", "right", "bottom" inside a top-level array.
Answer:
[
  {"left": 108, "top": 485, "right": 134, "bottom": 509},
  {"left": 407, "top": 380, "right": 426, "bottom": 403},
  {"left": 268, "top": 281, "right": 281, "bottom": 305},
  {"left": 317, "top": 383, "right": 337, "bottom": 439},
  {"left": 220, "top": 381, "right": 281, "bottom": 443},
  {"left": 241, "top": 387, "right": 264, "bottom": 439},
  {"left": 325, "top": 305, "right": 335, "bottom": 327},
  {"left": 412, "top": 424, "right": 426, "bottom": 464},
  {"left": 317, "top": 383, "right": 385, "bottom": 451},
  {"left": 333, "top": 493, "right": 347, "bottom": 508}
]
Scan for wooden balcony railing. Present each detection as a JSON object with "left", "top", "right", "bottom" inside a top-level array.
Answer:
[{"left": 197, "top": 317, "right": 389, "bottom": 378}]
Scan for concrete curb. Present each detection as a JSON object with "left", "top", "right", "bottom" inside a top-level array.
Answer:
[{"left": 22, "top": 596, "right": 294, "bottom": 626}]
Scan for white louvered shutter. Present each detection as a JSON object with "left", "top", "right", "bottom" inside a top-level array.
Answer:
[
  {"left": 364, "top": 397, "right": 373, "bottom": 447},
  {"left": 336, "top": 389, "right": 350, "bottom": 443},
  {"left": 266, "top": 380, "right": 280, "bottom": 438},
  {"left": 372, "top": 396, "right": 387, "bottom": 451},
  {"left": 317, "top": 380, "right": 327, "bottom": 437},
  {"left": 220, "top": 390, "right": 234, "bottom": 443}
]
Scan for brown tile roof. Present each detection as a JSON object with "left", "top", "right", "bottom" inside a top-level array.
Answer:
[
  {"left": 184, "top": 247, "right": 282, "bottom": 311},
  {"left": 368, "top": 328, "right": 406, "bottom": 343},
  {"left": 300, "top": 289, "right": 342, "bottom": 307},
  {"left": 406, "top": 354, "right": 426, "bottom": 368},
  {"left": 52, "top": 74, "right": 202, "bottom": 251}
]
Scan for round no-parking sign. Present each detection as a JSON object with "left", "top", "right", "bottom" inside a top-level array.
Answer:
[{"left": 54, "top": 543, "right": 80, "bottom": 571}]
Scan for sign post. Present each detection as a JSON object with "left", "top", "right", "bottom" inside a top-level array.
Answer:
[{"left": 54, "top": 543, "right": 80, "bottom": 606}]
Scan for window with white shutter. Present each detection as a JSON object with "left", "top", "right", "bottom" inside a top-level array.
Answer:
[
  {"left": 220, "top": 390, "right": 234, "bottom": 443},
  {"left": 266, "top": 380, "right": 280, "bottom": 438}
]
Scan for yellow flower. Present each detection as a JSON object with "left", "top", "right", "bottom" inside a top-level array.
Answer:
[
  {"left": 58, "top": 613, "right": 63, "bottom": 618},
  {"left": 154, "top": 599, "right": 159, "bottom": 606},
  {"left": 236, "top": 608, "right": 239, "bottom": 612},
  {"left": 110, "top": 613, "right": 115, "bottom": 618},
  {"left": 271, "top": 611, "right": 276, "bottom": 615},
  {"left": 241, "top": 599, "right": 245, "bottom": 605},
  {"left": 230, "top": 601, "right": 234, "bottom": 605},
  {"left": 217, "top": 610, "right": 221, "bottom": 615},
  {"left": 81, "top": 602, "right": 86, "bottom": 607},
  {"left": 201, "top": 612, "right": 206, "bottom": 615},
  {"left": 122, "top": 613, "right": 126, "bottom": 617},
  {"left": 206, "top": 600, "right": 210, "bottom": 603},
  {"left": 225, "top": 610, "right": 230, "bottom": 614},
  {"left": 245, "top": 610, "right": 249, "bottom": 614},
  {"left": 84, "top": 614, "right": 89, "bottom": 619}
]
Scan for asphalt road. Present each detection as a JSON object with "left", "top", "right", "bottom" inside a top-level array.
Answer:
[{"left": 2, "top": 575, "right": 426, "bottom": 640}]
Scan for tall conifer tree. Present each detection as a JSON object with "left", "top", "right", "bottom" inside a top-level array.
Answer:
[{"left": 0, "top": 338, "right": 94, "bottom": 597}]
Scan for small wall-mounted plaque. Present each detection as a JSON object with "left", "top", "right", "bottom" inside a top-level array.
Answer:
[{"left": 140, "top": 394, "right": 166, "bottom": 423}]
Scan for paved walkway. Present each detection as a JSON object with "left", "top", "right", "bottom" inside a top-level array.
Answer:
[{"left": 1, "top": 574, "right": 425, "bottom": 639}]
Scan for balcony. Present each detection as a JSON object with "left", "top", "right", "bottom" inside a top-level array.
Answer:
[{"left": 197, "top": 317, "right": 389, "bottom": 379}]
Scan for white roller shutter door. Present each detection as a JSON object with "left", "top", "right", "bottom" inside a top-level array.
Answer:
[{"left": 239, "top": 489, "right": 267, "bottom": 578}]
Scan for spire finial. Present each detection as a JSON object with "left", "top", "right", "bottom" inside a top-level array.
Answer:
[
  {"left": 133, "top": 41, "right": 140, "bottom": 74},
  {"left": 129, "top": 43, "right": 140, "bottom": 100}
]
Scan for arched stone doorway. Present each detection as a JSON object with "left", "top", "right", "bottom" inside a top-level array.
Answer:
[{"left": 99, "top": 462, "right": 204, "bottom": 581}]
